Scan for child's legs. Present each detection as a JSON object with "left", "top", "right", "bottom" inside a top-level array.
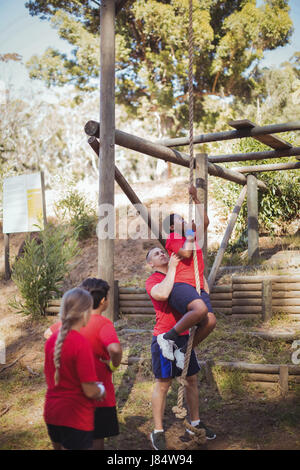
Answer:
[
  {"left": 173, "top": 298, "right": 208, "bottom": 334},
  {"left": 193, "top": 312, "right": 216, "bottom": 347}
]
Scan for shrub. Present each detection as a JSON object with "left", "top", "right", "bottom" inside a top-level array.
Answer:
[
  {"left": 55, "top": 187, "right": 97, "bottom": 240},
  {"left": 212, "top": 134, "right": 300, "bottom": 251},
  {"left": 10, "top": 223, "right": 78, "bottom": 318}
]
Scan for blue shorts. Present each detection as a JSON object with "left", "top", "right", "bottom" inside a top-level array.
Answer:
[
  {"left": 151, "top": 335, "right": 200, "bottom": 379},
  {"left": 169, "top": 283, "right": 213, "bottom": 316}
]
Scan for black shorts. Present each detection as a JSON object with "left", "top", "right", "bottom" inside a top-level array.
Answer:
[
  {"left": 151, "top": 335, "right": 200, "bottom": 379},
  {"left": 46, "top": 424, "right": 93, "bottom": 450},
  {"left": 94, "top": 406, "right": 119, "bottom": 439},
  {"left": 169, "top": 283, "right": 213, "bottom": 316}
]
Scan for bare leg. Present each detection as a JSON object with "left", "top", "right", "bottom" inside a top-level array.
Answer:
[
  {"left": 173, "top": 299, "right": 208, "bottom": 335},
  {"left": 152, "top": 378, "right": 172, "bottom": 430},
  {"left": 193, "top": 312, "right": 216, "bottom": 348},
  {"left": 185, "top": 374, "right": 199, "bottom": 422}
]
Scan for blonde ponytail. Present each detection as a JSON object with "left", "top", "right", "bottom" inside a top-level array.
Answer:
[{"left": 53, "top": 288, "right": 93, "bottom": 385}]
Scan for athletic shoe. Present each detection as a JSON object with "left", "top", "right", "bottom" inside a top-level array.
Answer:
[
  {"left": 174, "top": 347, "right": 185, "bottom": 370},
  {"left": 157, "top": 334, "right": 175, "bottom": 361},
  {"left": 150, "top": 431, "right": 166, "bottom": 450},
  {"left": 186, "top": 421, "right": 216, "bottom": 440}
]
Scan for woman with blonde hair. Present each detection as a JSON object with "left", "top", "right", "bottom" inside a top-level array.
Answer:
[{"left": 44, "top": 287, "right": 105, "bottom": 450}]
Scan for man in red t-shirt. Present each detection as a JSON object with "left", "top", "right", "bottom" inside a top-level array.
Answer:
[
  {"left": 156, "top": 185, "right": 214, "bottom": 364},
  {"left": 45, "top": 278, "right": 122, "bottom": 450},
  {"left": 146, "top": 247, "right": 216, "bottom": 450}
]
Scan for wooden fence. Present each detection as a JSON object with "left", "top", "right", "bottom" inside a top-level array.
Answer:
[{"left": 46, "top": 274, "right": 300, "bottom": 320}]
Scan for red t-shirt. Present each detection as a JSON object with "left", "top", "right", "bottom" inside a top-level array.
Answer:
[
  {"left": 146, "top": 271, "right": 188, "bottom": 336},
  {"left": 165, "top": 232, "right": 204, "bottom": 289},
  {"left": 44, "top": 330, "right": 98, "bottom": 431},
  {"left": 50, "top": 315, "right": 120, "bottom": 407}
]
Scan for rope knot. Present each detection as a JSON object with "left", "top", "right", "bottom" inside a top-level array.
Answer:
[
  {"left": 176, "top": 376, "right": 188, "bottom": 387},
  {"left": 172, "top": 406, "right": 187, "bottom": 419}
]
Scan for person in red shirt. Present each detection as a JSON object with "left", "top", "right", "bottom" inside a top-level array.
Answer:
[
  {"left": 44, "top": 278, "right": 122, "bottom": 450},
  {"left": 146, "top": 248, "right": 216, "bottom": 450},
  {"left": 156, "top": 185, "right": 213, "bottom": 365},
  {"left": 44, "top": 287, "right": 106, "bottom": 450}
]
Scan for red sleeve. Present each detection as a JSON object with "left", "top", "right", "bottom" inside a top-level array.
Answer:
[
  {"left": 76, "top": 337, "right": 98, "bottom": 383},
  {"left": 166, "top": 234, "right": 185, "bottom": 255},
  {"left": 146, "top": 274, "right": 161, "bottom": 296},
  {"left": 99, "top": 322, "right": 120, "bottom": 349},
  {"left": 50, "top": 321, "right": 61, "bottom": 333}
]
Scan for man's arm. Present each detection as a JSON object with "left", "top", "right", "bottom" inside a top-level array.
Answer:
[
  {"left": 150, "top": 254, "right": 180, "bottom": 301},
  {"left": 107, "top": 343, "right": 122, "bottom": 368}
]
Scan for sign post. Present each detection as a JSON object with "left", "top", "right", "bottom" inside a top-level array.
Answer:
[{"left": 2, "top": 172, "right": 46, "bottom": 279}]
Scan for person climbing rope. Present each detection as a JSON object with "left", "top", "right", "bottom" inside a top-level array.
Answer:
[
  {"left": 146, "top": 248, "right": 216, "bottom": 450},
  {"left": 44, "top": 287, "right": 106, "bottom": 450},
  {"left": 156, "top": 185, "right": 213, "bottom": 368}
]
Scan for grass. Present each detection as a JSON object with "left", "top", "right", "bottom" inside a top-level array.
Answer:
[{"left": 1, "top": 313, "right": 300, "bottom": 450}]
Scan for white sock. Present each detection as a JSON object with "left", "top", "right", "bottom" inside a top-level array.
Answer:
[
  {"left": 154, "top": 429, "right": 164, "bottom": 433},
  {"left": 191, "top": 419, "right": 200, "bottom": 427}
]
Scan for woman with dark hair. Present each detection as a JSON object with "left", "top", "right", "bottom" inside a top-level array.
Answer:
[{"left": 45, "top": 278, "right": 122, "bottom": 450}]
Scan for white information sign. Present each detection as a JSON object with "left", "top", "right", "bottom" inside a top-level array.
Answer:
[{"left": 3, "top": 173, "right": 45, "bottom": 234}]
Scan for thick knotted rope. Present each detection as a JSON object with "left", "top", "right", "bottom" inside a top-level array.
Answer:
[{"left": 172, "top": 1, "right": 203, "bottom": 431}]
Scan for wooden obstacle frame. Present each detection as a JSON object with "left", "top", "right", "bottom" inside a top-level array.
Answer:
[{"left": 85, "top": 1, "right": 300, "bottom": 321}]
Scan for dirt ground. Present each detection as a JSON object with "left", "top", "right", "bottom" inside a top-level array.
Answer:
[
  {"left": 1, "top": 313, "right": 300, "bottom": 451},
  {"left": 1, "top": 178, "right": 300, "bottom": 450}
]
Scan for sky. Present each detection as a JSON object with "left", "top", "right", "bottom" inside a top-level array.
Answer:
[{"left": 0, "top": 0, "right": 299, "bottom": 100}]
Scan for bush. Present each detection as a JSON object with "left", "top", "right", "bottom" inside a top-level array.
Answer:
[
  {"left": 212, "top": 135, "right": 300, "bottom": 250},
  {"left": 11, "top": 223, "right": 78, "bottom": 318},
  {"left": 55, "top": 187, "right": 97, "bottom": 240}
]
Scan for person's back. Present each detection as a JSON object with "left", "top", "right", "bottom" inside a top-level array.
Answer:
[
  {"left": 44, "top": 329, "right": 97, "bottom": 430},
  {"left": 43, "top": 287, "right": 105, "bottom": 450},
  {"left": 80, "top": 314, "right": 119, "bottom": 409},
  {"left": 165, "top": 230, "right": 204, "bottom": 289}
]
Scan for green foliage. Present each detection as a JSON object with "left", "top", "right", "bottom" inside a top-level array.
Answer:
[
  {"left": 25, "top": 0, "right": 293, "bottom": 129},
  {"left": 11, "top": 224, "right": 78, "bottom": 318},
  {"left": 54, "top": 183, "right": 97, "bottom": 240},
  {"left": 212, "top": 135, "right": 300, "bottom": 252}
]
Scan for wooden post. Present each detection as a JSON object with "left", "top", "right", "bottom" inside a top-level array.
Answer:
[
  {"left": 4, "top": 233, "right": 11, "bottom": 280},
  {"left": 262, "top": 279, "right": 272, "bottom": 322},
  {"left": 247, "top": 174, "right": 259, "bottom": 263},
  {"left": 208, "top": 185, "right": 247, "bottom": 291},
  {"left": 195, "top": 154, "right": 208, "bottom": 278},
  {"left": 88, "top": 137, "right": 165, "bottom": 247},
  {"left": 279, "top": 365, "right": 289, "bottom": 397},
  {"left": 99, "top": 0, "right": 115, "bottom": 321},
  {"left": 114, "top": 280, "right": 119, "bottom": 322}
]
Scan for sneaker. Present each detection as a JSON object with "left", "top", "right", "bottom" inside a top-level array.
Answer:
[
  {"left": 174, "top": 347, "right": 185, "bottom": 370},
  {"left": 150, "top": 431, "right": 166, "bottom": 450},
  {"left": 157, "top": 334, "right": 175, "bottom": 361},
  {"left": 186, "top": 421, "right": 216, "bottom": 440}
]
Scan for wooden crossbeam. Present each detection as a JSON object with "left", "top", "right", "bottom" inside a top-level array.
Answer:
[{"left": 228, "top": 119, "right": 292, "bottom": 150}]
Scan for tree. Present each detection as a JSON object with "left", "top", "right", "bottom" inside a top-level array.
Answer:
[{"left": 25, "top": 0, "right": 293, "bottom": 133}]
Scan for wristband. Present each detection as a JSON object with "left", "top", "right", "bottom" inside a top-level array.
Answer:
[
  {"left": 109, "top": 360, "right": 119, "bottom": 372},
  {"left": 97, "top": 383, "right": 105, "bottom": 397},
  {"left": 185, "top": 229, "right": 195, "bottom": 237}
]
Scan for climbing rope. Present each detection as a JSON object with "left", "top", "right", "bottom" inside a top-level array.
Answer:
[{"left": 172, "top": 3, "right": 205, "bottom": 445}]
